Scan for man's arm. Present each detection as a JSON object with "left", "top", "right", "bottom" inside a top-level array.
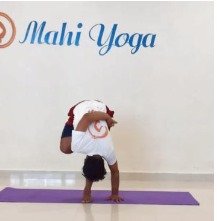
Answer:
[
  {"left": 108, "top": 162, "right": 123, "bottom": 203},
  {"left": 76, "top": 111, "right": 117, "bottom": 132},
  {"left": 82, "top": 178, "right": 93, "bottom": 203},
  {"left": 60, "top": 124, "right": 73, "bottom": 154},
  {"left": 60, "top": 137, "right": 73, "bottom": 154}
]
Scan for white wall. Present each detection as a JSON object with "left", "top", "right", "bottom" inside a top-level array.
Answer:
[{"left": 0, "top": 2, "right": 213, "bottom": 173}]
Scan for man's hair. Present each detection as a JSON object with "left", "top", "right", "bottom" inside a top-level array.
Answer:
[{"left": 82, "top": 155, "right": 107, "bottom": 182}]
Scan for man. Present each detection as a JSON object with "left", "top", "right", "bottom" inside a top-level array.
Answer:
[{"left": 60, "top": 100, "right": 123, "bottom": 203}]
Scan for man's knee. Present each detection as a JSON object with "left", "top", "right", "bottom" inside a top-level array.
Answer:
[
  {"left": 60, "top": 138, "right": 72, "bottom": 154},
  {"left": 60, "top": 145, "right": 70, "bottom": 154}
]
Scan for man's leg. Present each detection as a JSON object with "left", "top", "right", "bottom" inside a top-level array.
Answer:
[
  {"left": 60, "top": 124, "right": 73, "bottom": 154},
  {"left": 60, "top": 137, "right": 72, "bottom": 154}
]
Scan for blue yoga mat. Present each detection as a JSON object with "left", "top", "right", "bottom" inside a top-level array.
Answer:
[{"left": 0, "top": 187, "right": 199, "bottom": 205}]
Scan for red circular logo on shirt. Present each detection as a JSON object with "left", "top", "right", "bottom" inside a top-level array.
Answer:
[{"left": 88, "top": 121, "right": 108, "bottom": 139}]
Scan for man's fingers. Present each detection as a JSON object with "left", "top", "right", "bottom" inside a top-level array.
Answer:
[
  {"left": 106, "top": 196, "right": 123, "bottom": 203},
  {"left": 82, "top": 200, "right": 91, "bottom": 203},
  {"left": 118, "top": 198, "right": 123, "bottom": 202},
  {"left": 114, "top": 198, "right": 122, "bottom": 203},
  {"left": 117, "top": 197, "right": 124, "bottom": 202},
  {"left": 82, "top": 199, "right": 91, "bottom": 203}
]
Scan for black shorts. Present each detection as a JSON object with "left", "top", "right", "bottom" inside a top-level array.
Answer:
[{"left": 61, "top": 124, "right": 74, "bottom": 138}]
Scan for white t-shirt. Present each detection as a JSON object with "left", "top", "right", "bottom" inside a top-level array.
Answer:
[
  {"left": 73, "top": 100, "right": 107, "bottom": 129},
  {"left": 72, "top": 100, "right": 117, "bottom": 165}
]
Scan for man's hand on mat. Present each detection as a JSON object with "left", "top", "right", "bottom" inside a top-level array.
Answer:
[
  {"left": 107, "top": 194, "right": 124, "bottom": 203},
  {"left": 82, "top": 194, "right": 92, "bottom": 203}
]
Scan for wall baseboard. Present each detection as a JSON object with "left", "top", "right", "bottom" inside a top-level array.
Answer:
[{"left": 0, "top": 170, "right": 213, "bottom": 182}]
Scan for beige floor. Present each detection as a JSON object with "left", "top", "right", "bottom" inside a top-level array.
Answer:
[{"left": 0, "top": 171, "right": 214, "bottom": 221}]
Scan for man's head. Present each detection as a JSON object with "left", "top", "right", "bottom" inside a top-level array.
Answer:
[{"left": 82, "top": 155, "right": 107, "bottom": 182}]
